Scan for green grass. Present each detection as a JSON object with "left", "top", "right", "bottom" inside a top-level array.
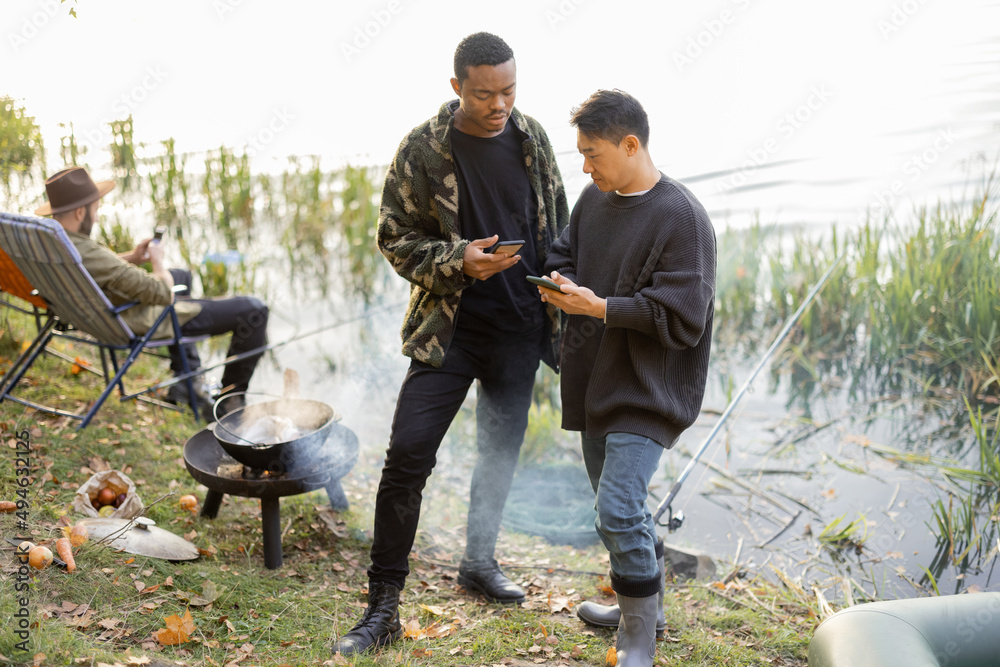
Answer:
[
  {"left": 0, "top": 310, "right": 814, "bottom": 666},
  {"left": 715, "top": 180, "right": 1000, "bottom": 412}
]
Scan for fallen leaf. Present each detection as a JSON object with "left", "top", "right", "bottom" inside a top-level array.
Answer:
[
  {"left": 421, "top": 622, "right": 454, "bottom": 639},
  {"left": 419, "top": 603, "right": 446, "bottom": 616},
  {"left": 547, "top": 595, "right": 572, "bottom": 613},
  {"left": 402, "top": 618, "right": 422, "bottom": 639},
  {"left": 176, "top": 580, "right": 225, "bottom": 606},
  {"left": 154, "top": 608, "right": 196, "bottom": 646},
  {"left": 88, "top": 456, "right": 110, "bottom": 472}
]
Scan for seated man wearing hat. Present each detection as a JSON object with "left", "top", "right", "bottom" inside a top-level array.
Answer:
[{"left": 36, "top": 166, "right": 269, "bottom": 418}]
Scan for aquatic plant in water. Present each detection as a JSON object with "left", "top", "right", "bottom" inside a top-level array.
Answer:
[
  {"left": 816, "top": 513, "right": 869, "bottom": 552},
  {"left": 0, "top": 96, "right": 46, "bottom": 208},
  {"left": 715, "top": 180, "right": 1000, "bottom": 412}
]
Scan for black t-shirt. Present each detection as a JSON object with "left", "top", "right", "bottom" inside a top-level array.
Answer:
[{"left": 451, "top": 121, "right": 545, "bottom": 336}]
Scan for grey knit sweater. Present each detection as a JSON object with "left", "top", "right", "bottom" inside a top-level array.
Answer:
[{"left": 545, "top": 174, "right": 716, "bottom": 448}]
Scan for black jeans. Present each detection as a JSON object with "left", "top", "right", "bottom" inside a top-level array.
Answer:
[
  {"left": 367, "top": 325, "right": 542, "bottom": 589},
  {"left": 166, "top": 269, "right": 269, "bottom": 394}
]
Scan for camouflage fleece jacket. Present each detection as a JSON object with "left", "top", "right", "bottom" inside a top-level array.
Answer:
[{"left": 377, "top": 100, "right": 569, "bottom": 369}]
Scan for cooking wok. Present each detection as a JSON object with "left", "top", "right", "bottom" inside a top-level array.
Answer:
[{"left": 210, "top": 397, "right": 339, "bottom": 471}]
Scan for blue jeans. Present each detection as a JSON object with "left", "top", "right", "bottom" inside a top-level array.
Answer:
[{"left": 581, "top": 432, "right": 663, "bottom": 596}]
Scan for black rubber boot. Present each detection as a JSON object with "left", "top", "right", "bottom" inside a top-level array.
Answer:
[
  {"left": 457, "top": 558, "right": 525, "bottom": 604},
  {"left": 578, "top": 548, "right": 666, "bottom": 637},
  {"left": 331, "top": 582, "right": 403, "bottom": 656}
]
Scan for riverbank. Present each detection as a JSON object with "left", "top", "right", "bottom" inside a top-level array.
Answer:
[{"left": 0, "top": 310, "right": 816, "bottom": 666}]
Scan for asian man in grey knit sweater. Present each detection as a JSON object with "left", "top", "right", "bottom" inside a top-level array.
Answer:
[{"left": 539, "top": 90, "right": 716, "bottom": 667}]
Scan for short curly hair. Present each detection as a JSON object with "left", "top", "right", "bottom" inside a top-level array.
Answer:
[
  {"left": 453, "top": 32, "right": 514, "bottom": 84},
  {"left": 571, "top": 89, "right": 650, "bottom": 148}
]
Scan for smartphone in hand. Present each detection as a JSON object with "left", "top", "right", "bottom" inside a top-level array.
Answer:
[
  {"left": 526, "top": 275, "right": 563, "bottom": 292},
  {"left": 486, "top": 240, "right": 524, "bottom": 256},
  {"left": 152, "top": 226, "right": 166, "bottom": 244}
]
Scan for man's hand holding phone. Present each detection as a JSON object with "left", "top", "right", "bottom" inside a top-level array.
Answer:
[
  {"left": 463, "top": 234, "right": 521, "bottom": 280},
  {"left": 533, "top": 271, "right": 607, "bottom": 319}
]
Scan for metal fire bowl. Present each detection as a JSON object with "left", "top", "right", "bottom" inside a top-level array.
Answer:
[
  {"left": 211, "top": 398, "right": 339, "bottom": 470},
  {"left": 184, "top": 424, "right": 358, "bottom": 499}
]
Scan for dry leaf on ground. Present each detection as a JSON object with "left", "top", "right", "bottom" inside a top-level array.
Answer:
[
  {"left": 154, "top": 609, "right": 196, "bottom": 646},
  {"left": 419, "top": 603, "right": 446, "bottom": 616}
]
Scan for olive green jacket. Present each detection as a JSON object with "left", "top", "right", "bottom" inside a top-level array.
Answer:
[
  {"left": 377, "top": 101, "right": 569, "bottom": 368},
  {"left": 68, "top": 231, "right": 201, "bottom": 339}
]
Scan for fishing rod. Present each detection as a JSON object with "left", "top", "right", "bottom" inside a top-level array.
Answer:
[
  {"left": 652, "top": 249, "right": 847, "bottom": 530},
  {"left": 124, "top": 299, "right": 408, "bottom": 400}
]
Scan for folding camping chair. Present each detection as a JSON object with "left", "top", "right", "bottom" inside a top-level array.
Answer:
[
  {"left": 0, "top": 243, "right": 48, "bottom": 310},
  {"left": 0, "top": 243, "right": 106, "bottom": 379},
  {"left": 0, "top": 211, "right": 207, "bottom": 429}
]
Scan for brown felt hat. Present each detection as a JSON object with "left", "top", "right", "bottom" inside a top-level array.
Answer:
[{"left": 35, "top": 166, "right": 114, "bottom": 216}]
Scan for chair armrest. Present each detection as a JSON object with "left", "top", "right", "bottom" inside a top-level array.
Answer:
[
  {"left": 110, "top": 301, "right": 140, "bottom": 315},
  {"left": 112, "top": 285, "right": 187, "bottom": 314}
]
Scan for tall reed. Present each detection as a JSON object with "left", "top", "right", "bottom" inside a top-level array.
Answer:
[{"left": 715, "top": 181, "right": 1000, "bottom": 407}]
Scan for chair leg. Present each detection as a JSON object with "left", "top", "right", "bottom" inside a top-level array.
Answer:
[
  {"left": 1, "top": 318, "right": 57, "bottom": 399},
  {"left": 99, "top": 347, "right": 112, "bottom": 386},
  {"left": 78, "top": 342, "right": 145, "bottom": 430},
  {"left": 107, "top": 349, "right": 127, "bottom": 396}
]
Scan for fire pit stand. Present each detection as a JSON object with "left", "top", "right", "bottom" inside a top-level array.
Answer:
[{"left": 183, "top": 423, "right": 358, "bottom": 569}]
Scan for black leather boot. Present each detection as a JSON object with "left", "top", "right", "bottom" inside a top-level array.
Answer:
[
  {"left": 331, "top": 582, "right": 403, "bottom": 656},
  {"left": 457, "top": 558, "right": 525, "bottom": 604}
]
